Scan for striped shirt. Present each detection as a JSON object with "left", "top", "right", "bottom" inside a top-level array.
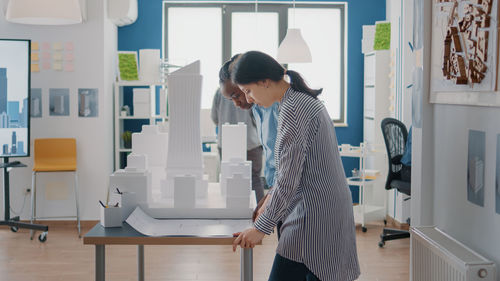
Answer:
[{"left": 254, "top": 88, "right": 360, "bottom": 281}]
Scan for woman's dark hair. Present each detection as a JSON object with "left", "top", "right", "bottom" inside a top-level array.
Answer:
[
  {"left": 219, "top": 54, "right": 241, "bottom": 84},
  {"left": 231, "top": 51, "right": 322, "bottom": 98}
]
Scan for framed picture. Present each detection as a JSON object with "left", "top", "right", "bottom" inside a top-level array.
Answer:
[
  {"left": 118, "top": 51, "right": 139, "bottom": 81},
  {"left": 78, "top": 88, "right": 98, "bottom": 117},
  {"left": 430, "top": 0, "right": 500, "bottom": 107},
  {"left": 49, "top": 88, "right": 70, "bottom": 116}
]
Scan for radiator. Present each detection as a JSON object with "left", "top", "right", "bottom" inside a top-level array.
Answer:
[{"left": 411, "top": 227, "right": 496, "bottom": 281}]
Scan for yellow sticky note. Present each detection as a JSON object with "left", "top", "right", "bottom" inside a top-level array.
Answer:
[
  {"left": 53, "top": 62, "right": 63, "bottom": 71},
  {"left": 31, "top": 52, "right": 39, "bottom": 61},
  {"left": 53, "top": 52, "right": 63, "bottom": 61},
  {"left": 32, "top": 42, "right": 39, "bottom": 51},
  {"left": 53, "top": 42, "right": 63, "bottom": 51},
  {"left": 31, "top": 64, "right": 40, "bottom": 72}
]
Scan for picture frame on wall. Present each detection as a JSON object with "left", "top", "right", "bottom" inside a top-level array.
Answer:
[
  {"left": 467, "top": 129, "right": 485, "bottom": 207},
  {"left": 430, "top": 0, "right": 500, "bottom": 107},
  {"left": 31, "top": 88, "right": 42, "bottom": 118},
  {"left": 49, "top": 88, "right": 70, "bottom": 116},
  {"left": 117, "top": 51, "right": 139, "bottom": 81}
]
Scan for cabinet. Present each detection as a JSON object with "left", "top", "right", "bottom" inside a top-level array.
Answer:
[
  {"left": 362, "top": 50, "right": 391, "bottom": 228},
  {"left": 364, "top": 50, "right": 411, "bottom": 224},
  {"left": 114, "top": 81, "right": 167, "bottom": 170}
]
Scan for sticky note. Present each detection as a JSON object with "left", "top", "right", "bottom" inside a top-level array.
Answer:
[
  {"left": 31, "top": 53, "right": 39, "bottom": 61},
  {"left": 53, "top": 62, "right": 62, "bottom": 71},
  {"left": 43, "top": 61, "right": 51, "bottom": 70},
  {"left": 64, "top": 63, "right": 74, "bottom": 72},
  {"left": 42, "top": 52, "right": 51, "bottom": 59},
  {"left": 42, "top": 42, "right": 50, "bottom": 50},
  {"left": 32, "top": 42, "right": 39, "bottom": 51},
  {"left": 64, "top": 52, "right": 74, "bottom": 61},
  {"left": 31, "top": 64, "right": 40, "bottom": 72},
  {"left": 53, "top": 52, "right": 63, "bottom": 61},
  {"left": 65, "top": 42, "right": 74, "bottom": 51},
  {"left": 53, "top": 42, "right": 63, "bottom": 51}
]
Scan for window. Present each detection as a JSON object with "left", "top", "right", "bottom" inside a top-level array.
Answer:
[{"left": 164, "top": 2, "right": 346, "bottom": 124}]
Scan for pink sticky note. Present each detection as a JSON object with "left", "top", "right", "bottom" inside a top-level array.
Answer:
[
  {"left": 42, "top": 52, "right": 51, "bottom": 59},
  {"left": 42, "top": 42, "right": 50, "bottom": 50},
  {"left": 65, "top": 52, "right": 74, "bottom": 61},
  {"left": 64, "top": 63, "right": 74, "bottom": 72},
  {"left": 65, "top": 42, "right": 74, "bottom": 51},
  {"left": 42, "top": 61, "right": 51, "bottom": 70}
]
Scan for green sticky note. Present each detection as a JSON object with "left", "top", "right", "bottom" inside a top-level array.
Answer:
[
  {"left": 373, "top": 23, "right": 391, "bottom": 50},
  {"left": 118, "top": 53, "right": 139, "bottom": 81}
]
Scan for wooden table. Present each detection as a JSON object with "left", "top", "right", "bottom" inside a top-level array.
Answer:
[{"left": 83, "top": 222, "right": 254, "bottom": 281}]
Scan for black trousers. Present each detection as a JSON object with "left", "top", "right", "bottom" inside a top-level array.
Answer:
[
  {"left": 401, "top": 165, "right": 411, "bottom": 182},
  {"left": 268, "top": 254, "right": 320, "bottom": 281}
]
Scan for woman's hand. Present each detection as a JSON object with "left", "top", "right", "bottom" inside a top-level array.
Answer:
[{"left": 232, "top": 227, "right": 265, "bottom": 252}]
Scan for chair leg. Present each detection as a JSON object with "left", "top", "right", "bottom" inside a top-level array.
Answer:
[
  {"left": 30, "top": 172, "right": 37, "bottom": 240},
  {"left": 74, "top": 171, "right": 81, "bottom": 237}
]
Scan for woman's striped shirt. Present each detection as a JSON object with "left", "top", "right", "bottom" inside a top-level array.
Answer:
[{"left": 254, "top": 87, "right": 360, "bottom": 281}]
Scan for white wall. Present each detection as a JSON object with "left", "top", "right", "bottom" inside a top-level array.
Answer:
[
  {"left": 0, "top": 0, "right": 116, "bottom": 220},
  {"left": 412, "top": 0, "right": 500, "bottom": 278},
  {"left": 432, "top": 105, "right": 500, "bottom": 278}
]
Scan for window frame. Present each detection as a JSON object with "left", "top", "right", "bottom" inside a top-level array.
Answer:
[{"left": 163, "top": 1, "right": 347, "bottom": 125}]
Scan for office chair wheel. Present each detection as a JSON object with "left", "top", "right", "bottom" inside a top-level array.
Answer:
[
  {"left": 362, "top": 226, "right": 367, "bottom": 233},
  {"left": 10, "top": 226, "right": 18, "bottom": 232},
  {"left": 378, "top": 241, "right": 385, "bottom": 248},
  {"left": 38, "top": 232, "right": 47, "bottom": 243}
]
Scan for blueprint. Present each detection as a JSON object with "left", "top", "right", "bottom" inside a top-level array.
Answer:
[{"left": 125, "top": 207, "right": 253, "bottom": 237}]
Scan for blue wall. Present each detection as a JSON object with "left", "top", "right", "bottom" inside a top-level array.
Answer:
[{"left": 118, "top": 0, "right": 386, "bottom": 202}]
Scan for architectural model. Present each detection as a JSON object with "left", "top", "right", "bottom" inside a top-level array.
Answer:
[
  {"left": 438, "top": 0, "right": 496, "bottom": 87},
  {"left": 108, "top": 61, "right": 255, "bottom": 219}
]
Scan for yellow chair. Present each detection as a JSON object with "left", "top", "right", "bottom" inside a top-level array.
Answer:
[{"left": 30, "top": 138, "right": 80, "bottom": 238}]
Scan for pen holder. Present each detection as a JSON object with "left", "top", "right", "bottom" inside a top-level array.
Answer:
[
  {"left": 100, "top": 206, "right": 122, "bottom": 227},
  {"left": 120, "top": 192, "right": 138, "bottom": 221}
]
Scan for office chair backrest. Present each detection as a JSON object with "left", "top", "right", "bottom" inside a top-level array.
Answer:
[
  {"left": 380, "top": 118, "right": 408, "bottom": 190},
  {"left": 34, "top": 138, "right": 77, "bottom": 172}
]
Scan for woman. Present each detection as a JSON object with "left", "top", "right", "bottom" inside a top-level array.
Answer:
[{"left": 231, "top": 51, "right": 360, "bottom": 281}]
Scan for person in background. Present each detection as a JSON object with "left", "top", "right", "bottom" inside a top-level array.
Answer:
[
  {"left": 400, "top": 126, "right": 412, "bottom": 182},
  {"left": 218, "top": 54, "right": 280, "bottom": 231},
  {"left": 211, "top": 85, "right": 265, "bottom": 203},
  {"left": 231, "top": 51, "right": 360, "bottom": 281}
]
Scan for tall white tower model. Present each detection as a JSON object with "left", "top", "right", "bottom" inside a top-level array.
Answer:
[{"left": 163, "top": 61, "right": 206, "bottom": 197}]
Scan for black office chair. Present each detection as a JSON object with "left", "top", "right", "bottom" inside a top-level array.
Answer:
[{"left": 378, "top": 118, "right": 411, "bottom": 248}]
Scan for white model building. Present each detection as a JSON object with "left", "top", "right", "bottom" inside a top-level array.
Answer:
[
  {"left": 109, "top": 153, "right": 152, "bottom": 204},
  {"left": 162, "top": 61, "right": 207, "bottom": 199},
  {"left": 220, "top": 123, "right": 251, "bottom": 205},
  {"left": 107, "top": 61, "right": 254, "bottom": 219},
  {"left": 132, "top": 124, "right": 168, "bottom": 198}
]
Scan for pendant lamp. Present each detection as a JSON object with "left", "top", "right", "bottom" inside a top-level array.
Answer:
[
  {"left": 276, "top": 0, "right": 312, "bottom": 63},
  {"left": 6, "top": 0, "right": 84, "bottom": 25}
]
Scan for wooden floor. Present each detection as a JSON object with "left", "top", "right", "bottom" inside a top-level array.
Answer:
[{"left": 0, "top": 222, "right": 409, "bottom": 281}]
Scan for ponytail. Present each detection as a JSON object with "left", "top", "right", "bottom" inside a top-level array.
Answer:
[
  {"left": 285, "top": 70, "right": 322, "bottom": 98},
  {"left": 232, "top": 51, "right": 322, "bottom": 99}
]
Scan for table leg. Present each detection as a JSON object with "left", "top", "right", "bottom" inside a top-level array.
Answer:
[
  {"left": 240, "top": 248, "right": 253, "bottom": 281},
  {"left": 138, "top": 245, "right": 144, "bottom": 281},
  {"left": 96, "top": 245, "right": 105, "bottom": 281}
]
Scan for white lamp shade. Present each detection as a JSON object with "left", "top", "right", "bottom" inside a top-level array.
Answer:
[
  {"left": 277, "top": 28, "right": 312, "bottom": 63},
  {"left": 6, "top": 0, "right": 83, "bottom": 25}
]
